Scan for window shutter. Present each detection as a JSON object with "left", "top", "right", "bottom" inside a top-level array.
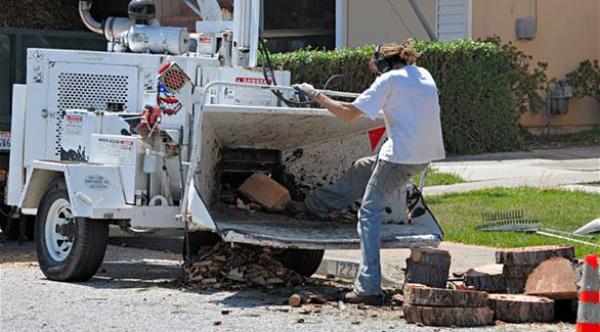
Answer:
[{"left": 437, "top": 0, "right": 470, "bottom": 41}]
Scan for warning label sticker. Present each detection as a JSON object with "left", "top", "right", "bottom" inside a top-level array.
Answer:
[{"left": 93, "top": 137, "right": 135, "bottom": 166}]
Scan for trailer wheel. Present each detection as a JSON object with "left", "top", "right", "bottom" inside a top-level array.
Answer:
[
  {"left": 35, "top": 178, "right": 108, "bottom": 282},
  {"left": 275, "top": 249, "right": 324, "bottom": 277}
]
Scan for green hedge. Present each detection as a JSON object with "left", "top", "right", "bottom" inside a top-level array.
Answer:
[{"left": 269, "top": 40, "right": 526, "bottom": 155}]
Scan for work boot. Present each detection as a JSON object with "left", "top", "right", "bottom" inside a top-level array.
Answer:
[{"left": 343, "top": 291, "right": 384, "bottom": 306}]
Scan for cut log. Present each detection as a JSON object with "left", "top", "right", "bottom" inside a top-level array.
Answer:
[
  {"left": 502, "top": 264, "right": 537, "bottom": 279},
  {"left": 495, "top": 245, "right": 574, "bottom": 265},
  {"left": 404, "top": 283, "right": 489, "bottom": 307},
  {"left": 404, "top": 248, "right": 451, "bottom": 288},
  {"left": 288, "top": 294, "right": 304, "bottom": 307},
  {"left": 525, "top": 257, "right": 578, "bottom": 300},
  {"left": 402, "top": 303, "right": 494, "bottom": 327},
  {"left": 238, "top": 173, "right": 291, "bottom": 212},
  {"left": 464, "top": 264, "right": 506, "bottom": 293},
  {"left": 505, "top": 277, "right": 527, "bottom": 294},
  {"left": 488, "top": 294, "right": 555, "bottom": 323}
]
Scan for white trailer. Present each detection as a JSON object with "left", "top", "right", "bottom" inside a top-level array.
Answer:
[{"left": 6, "top": 0, "right": 443, "bottom": 281}]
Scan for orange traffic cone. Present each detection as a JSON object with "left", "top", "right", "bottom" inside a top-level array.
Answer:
[{"left": 576, "top": 253, "right": 600, "bottom": 332}]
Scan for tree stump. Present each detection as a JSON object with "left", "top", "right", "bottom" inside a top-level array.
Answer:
[
  {"left": 525, "top": 257, "right": 578, "bottom": 299},
  {"left": 404, "top": 248, "right": 451, "bottom": 288},
  {"left": 404, "top": 283, "right": 489, "bottom": 307},
  {"left": 488, "top": 294, "right": 555, "bottom": 323},
  {"left": 403, "top": 304, "right": 494, "bottom": 327},
  {"left": 463, "top": 264, "right": 506, "bottom": 293},
  {"left": 496, "top": 245, "right": 575, "bottom": 265}
]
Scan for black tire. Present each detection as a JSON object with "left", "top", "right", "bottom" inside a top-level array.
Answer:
[
  {"left": 183, "top": 231, "right": 222, "bottom": 258},
  {"left": 35, "top": 178, "right": 108, "bottom": 282},
  {"left": 275, "top": 249, "right": 325, "bottom": 277}
]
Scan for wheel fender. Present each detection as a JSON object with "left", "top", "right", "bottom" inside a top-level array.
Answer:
[{"left": 20, "top": 161, "right": 127, "bottom": 218}]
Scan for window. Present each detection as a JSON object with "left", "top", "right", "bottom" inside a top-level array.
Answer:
[{"left": 261, "top": 0, "right": 336, "bottom": 52}]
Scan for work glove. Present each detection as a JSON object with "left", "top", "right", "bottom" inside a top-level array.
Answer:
[{"left": 292, "top": 83, "right": 318, "bottom": 99}]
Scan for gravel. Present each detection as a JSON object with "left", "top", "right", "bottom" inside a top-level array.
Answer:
[{"left": 0, "top": 241, "right": 575, "bottom": 332}]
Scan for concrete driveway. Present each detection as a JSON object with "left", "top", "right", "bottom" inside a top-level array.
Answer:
[{"left": 426, "top": 146, "right": 600, "bottom": 195}]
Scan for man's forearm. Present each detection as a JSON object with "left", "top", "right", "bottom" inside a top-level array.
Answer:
[{"left": 313, "top": 93, "right": 363, "bottom": 123}]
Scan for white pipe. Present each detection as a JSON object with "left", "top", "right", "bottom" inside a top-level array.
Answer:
[{"left": 78, "top": 0, "right": 103, "bottom": 35}]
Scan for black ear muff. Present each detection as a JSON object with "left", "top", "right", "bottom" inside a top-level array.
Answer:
[{"left": 373, "top": 45, "right": 391, "bottom": 74}]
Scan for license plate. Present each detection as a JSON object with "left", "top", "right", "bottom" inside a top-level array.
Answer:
[{"left": 0, "top": 131, "right": 10, "bottom": 151}]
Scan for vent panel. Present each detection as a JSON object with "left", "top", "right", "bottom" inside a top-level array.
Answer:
[
  {"left": 57, "top": 72, "right": 130, "bottom": 112},
  {"left": 54, "top": 72, "right": 131, "bottom": 157}
]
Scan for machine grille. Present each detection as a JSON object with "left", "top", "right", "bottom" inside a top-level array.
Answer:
[
  {"left": 54, "top": 72, "right": 130, "bottom": 157},
  {"left": 57, "top": 72, "right": 130, "bottom": 112}
]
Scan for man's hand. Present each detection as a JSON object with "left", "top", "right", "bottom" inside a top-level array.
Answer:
[
  {"left": 293, "top": 83, "right": 363, "bottom": 123},
  {"left": 292, "top": 83, "right": 318, "bottom": 99}
]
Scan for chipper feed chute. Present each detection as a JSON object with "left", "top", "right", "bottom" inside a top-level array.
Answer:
[{"left": 190, "top": 97, "right": 444, "bottom": 250}]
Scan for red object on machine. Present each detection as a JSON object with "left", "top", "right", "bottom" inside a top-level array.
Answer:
[
  {"left": 158, "top": 61, "right": 172, "bottom": 75},
  {"left": 136, "top": 105, "right": 162, "bottom": 135},
  {"left": 368, "top": 127, "right": 386, "bottom": 151}
]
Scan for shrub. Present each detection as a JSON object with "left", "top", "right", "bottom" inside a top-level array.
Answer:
[
  {"left": 269, "top": 40, "right": 527, "bottom": 155},
  {"left": 566, "top": 60, "right": 600, "bottom": 103}
]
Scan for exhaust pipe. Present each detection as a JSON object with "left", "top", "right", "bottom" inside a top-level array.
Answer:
[
  {"left": 78, "top": 0, "right": 132, "bottom": 42},
  {"left": 78, "top": 0, "right": 103, "bottom": 35}
]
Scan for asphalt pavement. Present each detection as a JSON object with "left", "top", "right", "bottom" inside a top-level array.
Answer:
[{"left": 0, "top": 240, "right": 575, "bottom": 332}]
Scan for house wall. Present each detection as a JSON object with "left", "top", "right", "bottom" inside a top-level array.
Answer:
[
  {"left": 471, "top": 0, "right": 600, "bottom": 134},
  {"left": 345, "top": 0, "right": 437, "bottom": 47}
]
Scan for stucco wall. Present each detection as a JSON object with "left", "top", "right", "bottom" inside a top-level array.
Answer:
[
  {"left": 472, "top": 0, "right": 600, "bottom": 133},
  {"left": 346, "top": 0, "right": 437, "bottom": 47}
]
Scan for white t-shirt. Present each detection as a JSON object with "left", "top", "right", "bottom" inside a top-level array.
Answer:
[{"left": 352, "top": 65, "right": 446, "bottom": 164}]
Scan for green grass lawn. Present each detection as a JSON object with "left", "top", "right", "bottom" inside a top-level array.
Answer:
[
  {"left": 416, "top": 167, "right": 465, "bottom": 187},
  {"left": 427, "top": 187, "right": 600, "bottom": 257}
]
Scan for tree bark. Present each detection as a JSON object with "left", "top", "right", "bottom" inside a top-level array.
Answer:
[
  {"left": 403, "top": 303, "right": 494, "bottom": 327},
  {"left": 404, "top": 248, "right": 451, "bottom": 288},
  {"left": 488, "top": 294, "right": 555, "bottom": 323}
]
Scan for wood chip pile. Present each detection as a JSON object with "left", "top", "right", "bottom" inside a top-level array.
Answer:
[{"left": 185, "top": 243, "right": 305, "bottom": 288}]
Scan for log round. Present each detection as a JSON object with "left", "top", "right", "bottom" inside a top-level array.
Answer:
[
  {"left": 488, "top": 294, "right": 555, "bottom": 323},
  {"left": 403, "top": 303, "right": 494, "bottom": 327},
  {"left": 404, "top": 283, "right": 489, "bottom": 307},
  {"left": 495, "top": 245, "right": 574, "bottom": 265}
]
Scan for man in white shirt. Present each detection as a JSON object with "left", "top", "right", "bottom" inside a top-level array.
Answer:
[{"left": 292, "top": 41, "right": 446, "bottom": 305}]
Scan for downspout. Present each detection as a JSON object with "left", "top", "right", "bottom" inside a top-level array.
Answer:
[
  {"left": 78, "top": 0, "right": 104, "bottom": 35},
  {"left": 408, "top": 0, "right": 437, "bottom": 41}
]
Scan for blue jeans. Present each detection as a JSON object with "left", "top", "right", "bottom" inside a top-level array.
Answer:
[{"left": 305, "top": 156, "right": 426, "bottom": 295}]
